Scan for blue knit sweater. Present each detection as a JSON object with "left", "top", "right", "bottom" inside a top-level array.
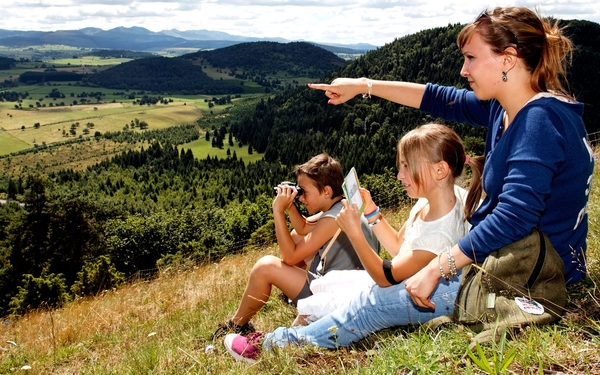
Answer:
[{"left": 420, "top": 83, "right": 594, "bottom": 284}]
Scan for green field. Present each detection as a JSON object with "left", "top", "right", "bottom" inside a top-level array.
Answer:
[
  {"left": 3, "top": 83, "right": 153, "bottom": 103},
  {"left": 182, "top": 135, "right": 263, "bottom": 164},
  {"left": 0, "top": 84, "right": 253, "bottom": 158},
  {"left": 0, "top": 128, "right": 30, "bottom": 154},
  {"left": 51, "top": 56, "right": 133, "bottom": 66}
]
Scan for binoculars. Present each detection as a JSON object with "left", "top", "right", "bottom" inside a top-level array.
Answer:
[{"left": 273, "top": 181, "right": 303, "bottom": 196}]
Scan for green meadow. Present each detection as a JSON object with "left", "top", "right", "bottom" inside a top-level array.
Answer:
[
  {"left": 181, "top": 135, "right": 264, "bottom": 164},
  {"left": 0, "top": 129, "right": 30, "bottom": 154},
  {"left": 0, "top": 46, "right": 284, "bottom": 167},
  {"left": 50, "top": 56, "right": 134, "bottom": 66}
]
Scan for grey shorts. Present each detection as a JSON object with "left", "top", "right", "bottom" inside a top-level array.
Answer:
[{"left": 290, "top": 271, "right": 319, "bottom": 306}]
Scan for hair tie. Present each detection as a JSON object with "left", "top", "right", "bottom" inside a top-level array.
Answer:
[{"left": 465, "top": 155, "right": 470, "bottom": 164}]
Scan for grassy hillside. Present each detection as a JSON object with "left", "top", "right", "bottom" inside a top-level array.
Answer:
[{"left": 0, "top": 153, "right": 598, "bottom": 374}]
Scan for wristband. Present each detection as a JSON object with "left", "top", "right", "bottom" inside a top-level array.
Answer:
[
  {"left": 364, "top": 206, "right": 380, "bottom": 219},
  {"left": 382, "top": 259, "right": 400, "bottom": 285}
]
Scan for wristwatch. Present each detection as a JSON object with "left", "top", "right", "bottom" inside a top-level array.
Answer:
[{"left": 368, "top": 213, "right": 382, "bottom": 227}]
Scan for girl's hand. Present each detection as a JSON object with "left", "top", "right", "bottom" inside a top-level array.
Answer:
[
  {"left": 336, "top": 199, "right": 362, "bottom": 235},
  {"left": 273, "top": 184, "right": 298, "bottom": 212},
  {"left": 308, "top": 78, "right": 366, "bottom": 105},
  {"left": 404, "top": 264, "right": 440, "bottom": 310},
  {"left": 358, "top": 187, "right": 377, "bottom": 214}
]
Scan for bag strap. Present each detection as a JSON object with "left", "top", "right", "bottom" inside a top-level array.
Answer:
[
  {"left": 525, "top": 227, "right": 546, "bottom": 290},
  {"left": 319, "top": 228, "right": 341, "bottom": 273},
  {"left": 317, "top": 200, "right": 344, "bottom": 273}
]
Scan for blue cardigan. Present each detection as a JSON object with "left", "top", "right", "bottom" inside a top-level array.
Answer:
[{"left": 420, "top": 83, "right": 594, "bottom": 284}]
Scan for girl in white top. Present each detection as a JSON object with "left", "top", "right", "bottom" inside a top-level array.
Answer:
[{"left": 298, "top": 185, "right": 468, "bottom": 319}]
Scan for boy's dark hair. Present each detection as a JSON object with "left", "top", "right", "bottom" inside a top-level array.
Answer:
[{"left": 293, "top": 153, "right": 344, "bottom": 198}]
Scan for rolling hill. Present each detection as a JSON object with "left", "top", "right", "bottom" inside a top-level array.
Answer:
[
  {"left": 182, "top": 41, "right": 347, "bottom": 77},
  {"left": 86, "top": 41, "right": 348, "bottom": 93}
]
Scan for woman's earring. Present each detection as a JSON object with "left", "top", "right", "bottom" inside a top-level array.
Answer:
[{"left": 502, "top": 71, "right": 508, "bottom": 82}]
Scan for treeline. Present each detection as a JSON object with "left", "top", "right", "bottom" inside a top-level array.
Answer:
[
  {"left": 86, "top": 57, "right": 244, "bottom": 94},
  {"left": 0, "top": 57, "right": 16, "bottom": 69},
  {"left": 82, "top": 49, "right": 156, "bottom": 59},
  {"left": 0, "top": 173, "right": 276, "bottom": 316},
  {"left": 184, "top": 41, "right": 347, "bottom": 78},
  {"left": 18, "top": 71, "right": 84, "bottom": 84},
  {"left": 84, "top": 42, "right": 349, "bottom": 95},
  {"left": 0, "top": 91, "right": 29, "bottom": 102}
]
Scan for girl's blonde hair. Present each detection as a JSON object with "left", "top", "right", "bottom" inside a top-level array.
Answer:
[
  {"left": 457, "top": 6, "right": 574, "bottom": 97},
  {"left": 398, "top": 124, "right": 480, "bottom": 220}
]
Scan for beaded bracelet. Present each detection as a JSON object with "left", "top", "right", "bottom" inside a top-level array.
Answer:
[
  {"left": 446, "top": 248, "right": 458, "bottom": 279},
  {"left": 438, "top": 252, "right": 450, "bottom": 281}
]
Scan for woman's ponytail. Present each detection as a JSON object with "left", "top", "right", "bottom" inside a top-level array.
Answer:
[{"left": 464, "top": 155, "right": 485, "bottom": 222}]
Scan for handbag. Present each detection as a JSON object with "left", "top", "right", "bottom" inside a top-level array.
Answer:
[{"left": 452, "top": 228, "right": 566, "bottom": 341}]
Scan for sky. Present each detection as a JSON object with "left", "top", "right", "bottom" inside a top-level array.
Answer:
[{"left": 1, "top": 0, "right": 599, "bottom": 46}]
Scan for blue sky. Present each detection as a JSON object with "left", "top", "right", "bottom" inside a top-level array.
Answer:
[{"left": 2, "top": 0, "right": 599, "bottom": 46}]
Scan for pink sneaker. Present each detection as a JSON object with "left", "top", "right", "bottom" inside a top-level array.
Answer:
[{"left": 223, "top": 332, "right": 264, "bottom": 363}]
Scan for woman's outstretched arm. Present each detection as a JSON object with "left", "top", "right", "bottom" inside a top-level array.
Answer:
[{"left": 309, "top": 78, "right": 426, "bottom": 108}]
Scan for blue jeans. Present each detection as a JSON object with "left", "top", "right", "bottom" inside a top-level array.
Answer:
[{"left": 263, "top": 274, "right": 461, "bottom": 349}]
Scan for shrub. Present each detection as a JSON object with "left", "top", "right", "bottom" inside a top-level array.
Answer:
[
  {"left": 71, "top": 255, "right": 125, "bottom": 296},
  {"left": 9, "top": 273, "right": 71, "bottom": 315}
]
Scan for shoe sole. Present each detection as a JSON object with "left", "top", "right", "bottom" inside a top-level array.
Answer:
[{"left": 223, "top": 334, "right": 257, "bottom": 364}]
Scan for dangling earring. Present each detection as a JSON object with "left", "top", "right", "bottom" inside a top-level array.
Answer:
[{"left": 502, "top": 71, "right": 508, "bottom": 82}]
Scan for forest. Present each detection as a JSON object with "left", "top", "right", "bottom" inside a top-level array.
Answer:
[
  {"left": 18, "top": 71, "right": 84, "bottom": 84},
  {"left": 0, "top": 56, "right": 16, "bottom": 69},
  {"left": 86, "top": 56, "right": 245, "bottom": 94},
  {"left": 0, "top": 20, "right": 599, "bottom": 317}
]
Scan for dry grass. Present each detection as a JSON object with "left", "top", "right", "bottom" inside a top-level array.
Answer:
[
  {"left": 1, "top": 138, "right": 145, "bottom": 175},
  {"left": 0, "top": 244, "right": 291, "bottom": 373}
]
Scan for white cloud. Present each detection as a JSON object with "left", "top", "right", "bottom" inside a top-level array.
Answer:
[{"left": 1, "top": 0, "right": 599, "bottom": 46}]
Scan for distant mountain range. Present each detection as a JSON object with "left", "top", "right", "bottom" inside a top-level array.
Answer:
[{"left": 0, "top": 27, "right": 378, "bottom": 54}]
